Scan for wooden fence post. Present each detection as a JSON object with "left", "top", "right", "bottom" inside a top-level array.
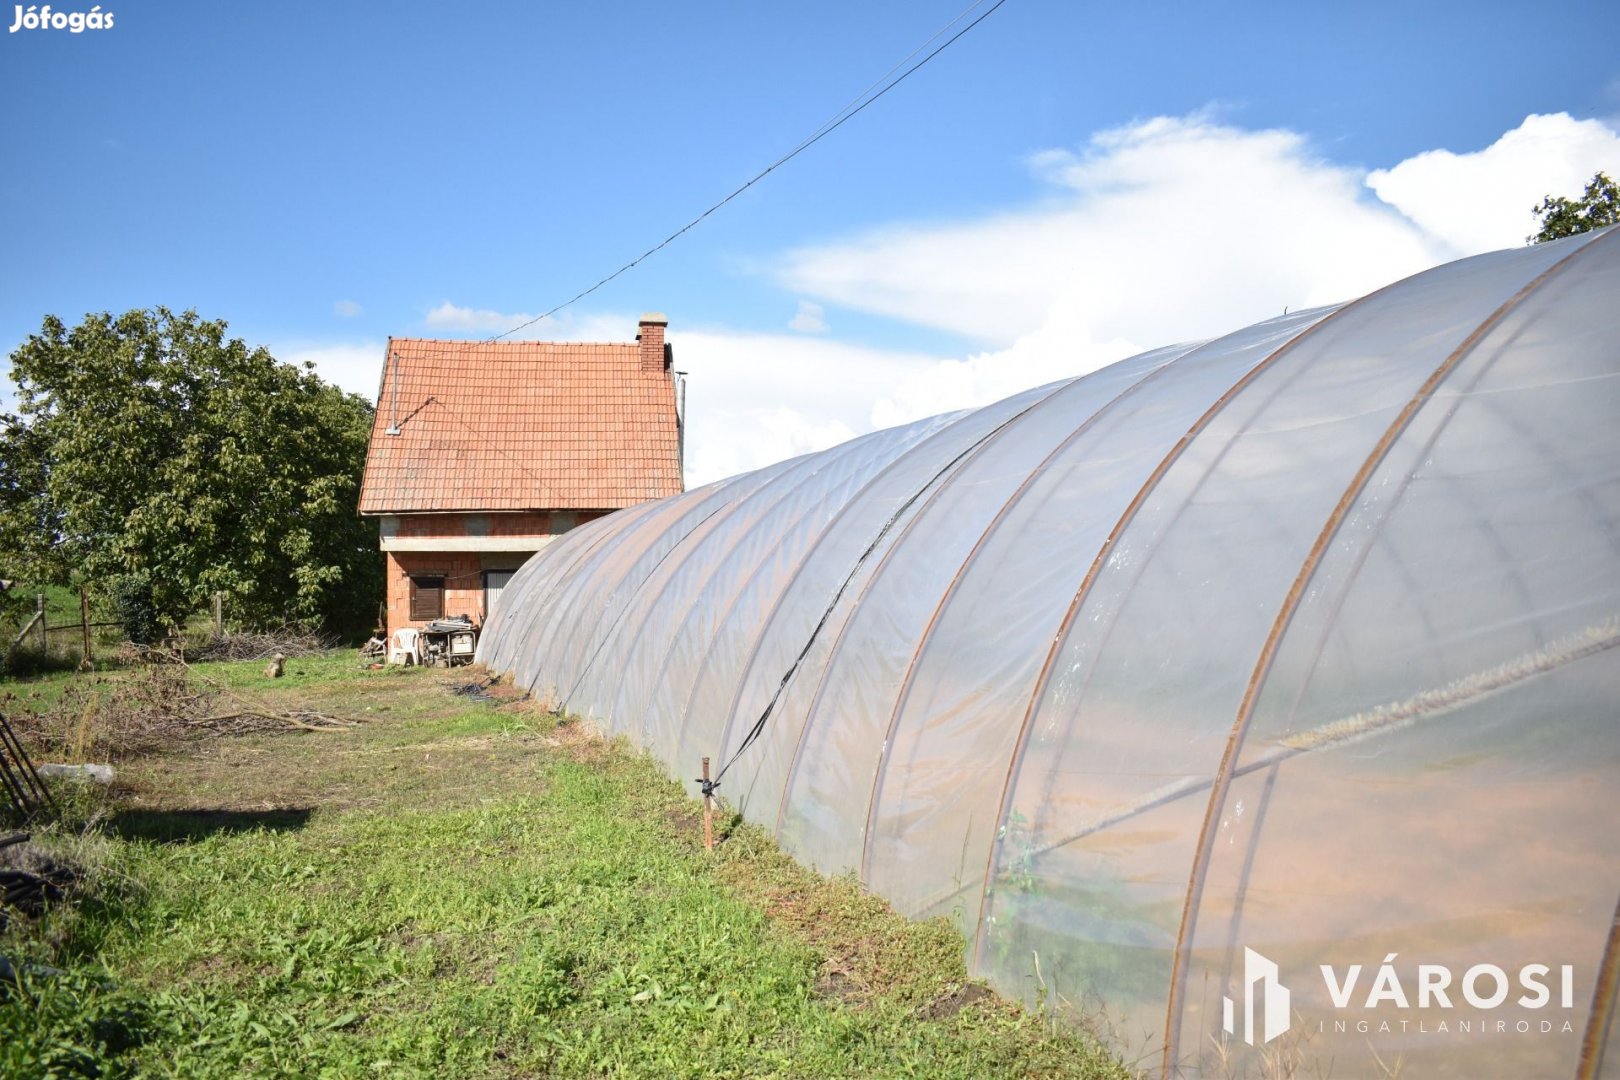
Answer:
[
  {"left": 80, "top": 587, "right": 92, "bottom": 665},
  {"left": 701, "top": 756, "right": 714, "bottom": 851},
  {"left": 7, "top": 613, "right": 42, "bottom": 657},
  {"left": 212, "top": 592, "right": 223, "bottom": 639},
  {"left": 34, "top": 594, "right": 45, "bottom": 652}
]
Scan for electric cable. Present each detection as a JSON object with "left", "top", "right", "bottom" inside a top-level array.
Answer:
[{"left": 488, "top": 0, "right": 1012, "bottom": 342}]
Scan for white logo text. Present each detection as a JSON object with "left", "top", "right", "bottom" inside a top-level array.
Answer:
[{"left": 9, "top": 5, "right": 114, "bottom": 33}]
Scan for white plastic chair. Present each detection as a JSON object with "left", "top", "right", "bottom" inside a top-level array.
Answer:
[{"left": 387, "top": 627, "right": 421, "bottom": 666}]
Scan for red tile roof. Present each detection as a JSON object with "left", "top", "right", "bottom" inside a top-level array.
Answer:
[{"left": 359, "top": 335, "right": 682, "bottom": 514}]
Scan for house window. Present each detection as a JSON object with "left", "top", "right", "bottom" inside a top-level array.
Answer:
[{"left": 409, "top": 575, "right": 444, "bottom": 621}]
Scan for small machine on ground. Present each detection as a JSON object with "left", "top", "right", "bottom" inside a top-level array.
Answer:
[
  {"left": 419, "top": 615, "right": 478, "bottom": 666},
  {"left": 385, "top": 616, "right": 479, "bottom": 667}
]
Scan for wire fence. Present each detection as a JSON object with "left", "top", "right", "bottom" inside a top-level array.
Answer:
[{"left": 4, "top": 589, "right": 237, "bottom": 672}]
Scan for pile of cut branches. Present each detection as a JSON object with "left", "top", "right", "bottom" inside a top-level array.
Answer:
[
  {"left": 5, "top": 661, "right": 361, "bottom": 762},
  {"left": 191, "top": 627, "right": 335, "bottom": 662}
]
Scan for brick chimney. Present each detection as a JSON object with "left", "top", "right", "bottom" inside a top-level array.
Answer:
[{"left": 638, "top": 313, "right": 669, "bottom": 373}]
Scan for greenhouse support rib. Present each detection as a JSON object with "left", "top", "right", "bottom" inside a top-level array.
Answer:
[
  {"left": 854, "top": 351, "right": 1187, "bottom": 882},
  {"left": 966, "top": 290, "right": 1377, "bottom": 970},
  {"left": 1161, "top": 226, "right": 1616, "bottom": 1077},
  {"left": 705, "top": 383, "right": 1076, "bottom": 807},
  {"left": 885, "top": 617, "right": 1620, "bottom": 926},
  {"left": 1579, "top": 890, "right": 1620, "bottom": 1080}
]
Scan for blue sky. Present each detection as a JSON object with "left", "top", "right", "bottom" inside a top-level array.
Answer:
[{"left": 3, "top": 0, "right": 1618, "bottom": 482}]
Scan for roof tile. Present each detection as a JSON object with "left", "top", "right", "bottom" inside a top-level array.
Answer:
[{"left": 358, "top": 336, "right": 682, "bottom": 514}]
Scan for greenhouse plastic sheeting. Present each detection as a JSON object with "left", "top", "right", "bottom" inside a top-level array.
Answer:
[{"left": 479, "top": 230, "right": 1620, "bottom": 1079}]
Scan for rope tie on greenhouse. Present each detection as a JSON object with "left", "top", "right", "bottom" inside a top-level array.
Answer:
[
  {"left": 700, "top": 590, "right": 842, "bottom": 798},
  {"left": 699, "top": 393, "right": 1059, "bottom": 801}
]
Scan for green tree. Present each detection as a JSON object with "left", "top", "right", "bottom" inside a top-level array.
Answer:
[
  {"left": 0, "top": 308, "right": 380, "bottom": 636},
  {"left": 1529, "top": 171, "right": 1620, "bottom": 243}
]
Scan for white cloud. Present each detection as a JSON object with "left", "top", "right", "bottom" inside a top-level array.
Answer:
[
  {"left": 779, "top": 115, "right": 1446, "bottom": 352},
  {"left": 286, "top": 112, "right": 1618, "bottom": 489},
  {"left": 276, "top": 341, "right": 386, "bottom": 401},
  {"left": 668, "top": 328, "right": 950, "bottom": 487},
  {"left": 333, "top": 299, "right": 363, "bottom": 318},
  {"left": 1366, "top": 113, "right": 1620, "bottom": 256},
  {"left": 754, "top": 110, "right": 1620, "bottom": 447},
  {"left": 868, "top": 329, "right": 1141, "bottom": 430},
  {"left": 423, "top": 301, "right": 539, "bottom": 333},
  {"left": 521, "top": 310, "right": 650, "bottom": 343},
  {"left": 788, "top": 300, "right": 828, "bottom": 334}
]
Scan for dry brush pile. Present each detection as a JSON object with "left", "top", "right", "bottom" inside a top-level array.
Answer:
[
  {"left": 190, "top": 627, "right": 336, "bottom": 663},
  {"left": 4, "top": 658, "right": 361, "bottom": 764}
]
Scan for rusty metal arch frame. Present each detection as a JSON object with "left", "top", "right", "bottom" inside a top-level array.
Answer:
[
  {"left": 1203, "top": 317, "right": 1544, "bottom": 1021},
  {"left": 1199, "top": 278, "right": 1610, "bottom": 1066},
  {"left": 769, "top": 346, "right": 1189, "bottom": 844},
  {"left": 1581, "top": 891, "right": 1620, "bottom": 1080},
  {"left": 1256, "top": 318, "right": 1603, "bottom": 753},
  {"left": 766, "top": 384, "right": 1065, "bottom": 838},
  {"left": 575, "top": 466, "right": 816, "bottom": 724},
  {"left": 854, "top": 344, "right": 1204, "bottom": 881},
  {"left": 1013, "top": 328, "right": 1362, "bottom": 854},
  {"left": 675, "top": 401, "right": 1038, "bottom": 773},
  {"left": 963, "top": 294, "right": 1379, "bottom": 974},
  {"left": 635, "top": 422, "right": 947, "bottom": 759},
  {"left": 1160, "top": 229, "right": 1616, "bottom": 1077},
  {"left": 560, "top": 468, "right": 813, "bottom": 718},
  {"left": 483, "top": 503, "right": 627, "bottom": 665},
  {"left": 701, "top": 382, "right": 1073, "bottom": 802},
  {"left": 528, "top": 486, "right": 732, "bottom": 688},
  {"left": 591, "top": 430, "right": 888, "bottom": 738},
  {"left": 557, "top": 483, "right": 756, "bottom": 713}
]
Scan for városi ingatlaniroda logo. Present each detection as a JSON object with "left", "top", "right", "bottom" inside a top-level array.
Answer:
[
  {"left": 9, "top": 5, "right": 113, "bottom": 33},
  {"left": 1225, "top": 948, "right": 1577, "bottom": 1045},
  {"left": 1225, "top": 948, "right": 1291, "bottom": 1045}
]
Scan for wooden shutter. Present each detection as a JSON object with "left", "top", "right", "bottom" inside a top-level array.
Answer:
[{"left": 409, "top": 576, "right": 444, "bottom": 621}]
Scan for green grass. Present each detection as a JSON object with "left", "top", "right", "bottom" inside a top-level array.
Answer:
[
  {"left": 3, "top": 584, "right": 93, "bottom": 626},
  {"left": 0, "top": 658, "right": 1132, "bottom": 1079}
]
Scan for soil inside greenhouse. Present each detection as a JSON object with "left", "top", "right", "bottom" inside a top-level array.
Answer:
[{"left": 0, "top": 653, "right": 1132, "bottom": 1078}]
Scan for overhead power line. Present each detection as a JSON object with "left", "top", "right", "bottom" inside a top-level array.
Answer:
[{"left": 489, "top": 0, "right": 1012, "bottom": 342}]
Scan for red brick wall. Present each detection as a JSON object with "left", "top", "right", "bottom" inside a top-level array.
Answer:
[
  {"left": 378, "top": 510, "right": 613, "bottom": 638},
  {"left": 393, "top": 510, "right": 606, "bottom": 539},
  {"left": 386, "top": 552, "right": 490, "bottom": 635},
  {"left": 639, "top": 317, "right": 667, "bottom": 372}
]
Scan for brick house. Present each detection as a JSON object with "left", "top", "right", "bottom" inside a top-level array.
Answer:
[{"left": 357, "top": 315, "right": 683, "bottom": 637}]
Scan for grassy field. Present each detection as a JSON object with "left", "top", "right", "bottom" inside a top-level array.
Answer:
[{"left": 0, "top": 654, "right": 1131, "bottom": 1079}]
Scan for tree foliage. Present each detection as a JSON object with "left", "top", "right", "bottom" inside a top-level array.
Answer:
[
  {"left": 0, "top": 308, "right": 379, "bottom": 635},
  {"left": 1529, "top": 171, "right": 1620, "bottom": 243}
]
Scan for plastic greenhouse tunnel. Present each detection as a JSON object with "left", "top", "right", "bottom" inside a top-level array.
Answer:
[{"left": 479, "top": 227, "right": 1620, "bottom": 1079}]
